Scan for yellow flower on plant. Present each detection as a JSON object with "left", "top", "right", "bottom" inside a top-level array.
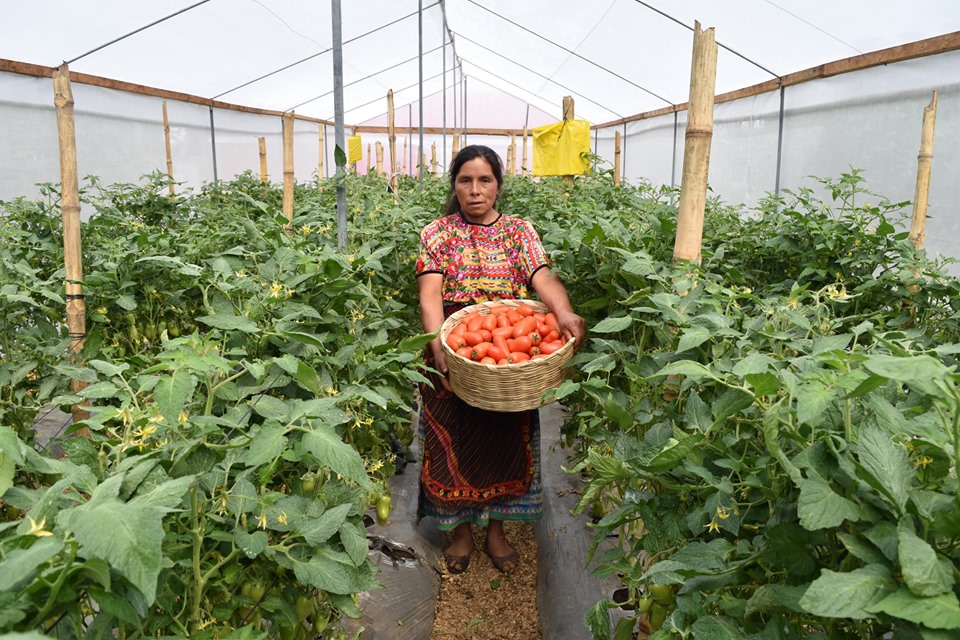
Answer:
[
  {"left": 270, "top": 282, "right": 284, "bottom": 298},
  {"left": 256, "top": 512, "right": 268, "bottom": 529},
  {"left": 915, "top": 455, "right": 934, "bottom": 469},
  {"left": 300, "top": 224, "right": 312, "bottom": 235},
  {"left": 277, "top": 512, "right": 288, "bottom": 526},
  {"left": 704, "top": 519, "right": 721, "bottom": 533},
  {"left": 178, "top": 411, "right": 188, "bottom": 425},
  {"left": 716, "top": 506, "right": 731, "bottom": 520},
  {"left": 25, "top": 516, "right": 53, "bottom": 537},
  {"left": 96, "top": 307, "right": 108, "bottom": 315}
]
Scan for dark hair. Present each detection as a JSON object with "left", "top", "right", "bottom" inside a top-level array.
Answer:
[{"left": 444, "top": 145, "right": 504, "bottom": 216}]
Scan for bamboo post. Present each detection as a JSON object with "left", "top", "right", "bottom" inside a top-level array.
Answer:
[
  {"left": 366, "top": 143, "right": 371, "bottom": 174},
  {"left": 52, "top": 63, "right": 89, "bottom": 426},
  {"left": 672, "top": 22, "right": 717, "bottom": 266},
  {"left": 614, "top": 130, "right": 622, "bottom": 187},
  {"left": 282, "top": 112, "right": 294, "bottom": 229},
  {"left": 452, "top": 129, "right": 461, "bottom": 163},
  {"left": 387, "top": 90, "right": 398, "bottom": 192},
  {"left": 522, "top": 126, "right": 528, "bottom": 176},
  {"left": 909, "top": 91, "right": 937, "bottom": 253},
  {"left": 318, "top": 126, "right": 324, "bottom": 180},
  {"left": 431, "top": 142, "right": 438, "bottom": 174},
  {"left": 375, "top": 141, "right": 384, "bottom": 173},
  {"left": 258, "top": 137, "right": 268, "bottom": 183},
  {"left": 510, "top": 132, "right": 517, "bottom": 175},
  {"left": 562, "top": 96, "right": 575, "bottom": 187},
  {"left": 162, "top": 101, "right": 175, "bottom": 196},
  {"left": 402, "top": 137, "right": 408, "bottom": 174}
]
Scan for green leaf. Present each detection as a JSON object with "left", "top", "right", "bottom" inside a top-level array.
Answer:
[
  {"left": 732, "top": 352, "right": 777, "bottom": 376},
  {"left": 302, "top": 428, "right": 372, "bottom": 491},
  {"left": 863, "top": 354, "right": 946, "bottom": 384},
  {"left": 79, "top": 380, "right": 123, "bottom": 399},
  {"left": 130, "top": 475, "right": 195, "bottom": 510},
  {"left": 652, "top": 360, "right": 711, "bottom": 382},
  {"left": 867, "top": 588, "right": 960, "bottom": 630},
  {"left": 87, "top": 587, "right": 141, "bottom": 626},
  {"left": 837, "top": 532, "right": 887, "bottom": 565},
  {"left": 592, "top": 315, "right": 633, "bottom": 333},
  {"left": 88, "top": 359, "right": 131, "bottom": 378},
  {"left": 797, "top": 471, "right": 859, "bottom": 530},
  {"left": 690, "top": 616, "right": 743, "bottom": 639},
  {"left": 745, "top": 584, "right": 807, "bottom": 616},
  {"left": 59, "top": 497, "right": 167, "bottom": 603},
  {"left": 799, "top": 564, "right": 895, "bottom": 619},
  {"left": 0, "top": 537, "right": 64, "bottom": 590},
  {"left": 676, "top": 325, "right": 711, "bottom": 353},
  {"left": 795, "top": 380, "right": 835, "bottom": 426},
  {"left": 234, "top": 529, "right": 268, "bottom": 559},
  {"left": 334, "top": 144, "right": 347, "bottom": 167},
  {"left": 154, "top": 370, "right": 196, "bottom": 424},
  {"left": 0, "top": 451, "right": 14, "bottom": 498},
  {"left": 683, "top": 391, "right": 712, "bottom": 433},
  {"left": 744, "top": 373, "right": 780, "bottom": 398},
  {"left": 116, "top": 294, "right": 137, "bottom": 311},
  {"left": 250, "top": 395, "right": 289, "bottom": 421},
  {"left": 811, "top": 334, "right": 852, "bottom": 355},
  {"left": 197, "top": 313, "right": 261, "bottom": 334},
  {"left": 898, "top": 519, "right": 954, "bottom": 597},
  {"left": 644, "top": 434, "right": 704, "bottom": 473},
  {"left": 298, "top": 503, "right": 352, "bottom": 546},
  {"left": 243, "top": 423, "right": 287, "bottom": 467},
  {"left": 583, "top": 598, "right": 611, "bottom": 639},
  {"left": 289, "top": 548, "right": 377, "bottom": 595},
  {"left": 857, "top": 426, "right": 911, "bottom": 514},
  {"left": 339, "top": 521, "right": 368, "bottom": 566}
]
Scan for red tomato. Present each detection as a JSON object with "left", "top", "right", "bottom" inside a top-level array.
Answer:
[
  {"left": 456, "top": 346, "right": 474, "bottom": 360},
  {"left": 489, "top": 305, "right": 511, "bottom": 316},
  {"left": 493, "top": 335, "right": 510, "bottom": 356},
  {"left": 506, "top": 310, "right": 523, "bottom": 325},
  {"left": 545, "top": 312, "right": 560, "bottom": 333},
  {"left": 515, "top": 304, "right": 534, "bottom": 317},
  {"left": 451, "top": 323, "right": 467, "bottom": 337},
  {"left": 446, "top": 333, "right": 466, "bottom": 350},
  {"left": 480, "top": 357, "right": 497, "bottom": 365},
  {"left": 481, "top": 315, "right": 498, "bottom": 332},
  {"left": 471, "top": 342, "right": 492, "bottom": 359},
  {"left": 497, "top": 358, "right": 510, "bottom": 365},
  {"left": 528, "top": 332, "right": 542, "bottom": 345},
  {"left": 466, "top": 314, "right": 484, "bottom": 332},
  {"left": 512, "top": 317, "right": 538, "bottom": 339},
  {"left": 462, "top": 331, "right": 483, "bottom": 347},
  {"left": 486, "top": 345, "right": 506, "bottom": 361},
  {"left": 531, "top": 353, "right": 550, "bottom": 360},
  {"left": 492, "top": 326, "right": 514, "bottom": 340},
  {"left": 507, "top": 352, "right": 530, "bottom": 363},
  {"left": 542, "top": 330, "right": 560, "bottom": 343},
  {"left": 496, "top": 314, "right": 512, "bottom": 328},
  {"left": 539, "top": 340, "right": 563, "bottom": 355},
  {"left": 478, "top": 329, "right": 492, "bottom": 342},
  {"left": 508, "top": 335, "right": 532, "bottom": 353}
]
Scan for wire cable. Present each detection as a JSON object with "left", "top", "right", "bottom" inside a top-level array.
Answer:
[
  {"left": 464, "top": 0, "right": 673, "bottom": 106},
  {"left": 631, "top": 0, "right": 780, "bottom": 78},
  {"left": 66, "top": 1, "right": 213, "bottom": 65},
  {"left": 212, "top": 1, "right": 442, "bottom": 100}
]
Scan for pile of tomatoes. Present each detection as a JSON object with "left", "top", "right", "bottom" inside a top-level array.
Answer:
[{"left": 445, "top": 303, "right": 566, "bottom": 365}]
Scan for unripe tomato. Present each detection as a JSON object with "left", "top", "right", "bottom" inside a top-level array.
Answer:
[
  {"left": 648, "top": 603, "right": 668, "bottom": 630},
  {"left": 376, "top": 494, "right": 392, "bottom": 525},
  {"left": 648, "top": 583, "right": 675, "bottom": 606}
]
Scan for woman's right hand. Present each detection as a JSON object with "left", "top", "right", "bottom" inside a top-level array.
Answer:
[{"left": 431, "top": 340, "right": 454, "bottom": 394}]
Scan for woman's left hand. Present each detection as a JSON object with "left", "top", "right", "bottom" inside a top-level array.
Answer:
[{"left": 556, "top": 310, "right": 587, "bottom": 350}]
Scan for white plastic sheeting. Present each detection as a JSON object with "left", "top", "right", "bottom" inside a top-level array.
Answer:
[{"left": 2, "top": 1, "right": 960, "bottom": 262}]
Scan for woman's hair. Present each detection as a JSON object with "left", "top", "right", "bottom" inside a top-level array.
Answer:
[{"left": 444, "top": 145, "right": 504, "bottom": 216}]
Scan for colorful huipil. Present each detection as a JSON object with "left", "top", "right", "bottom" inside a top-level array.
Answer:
[{"left": 415, "top": 211, "right": 549, "bottom": 529}]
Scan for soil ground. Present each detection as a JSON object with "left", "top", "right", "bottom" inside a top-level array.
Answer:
[{"left": 431, "top": 521, "right": 540, "bottom": 640}]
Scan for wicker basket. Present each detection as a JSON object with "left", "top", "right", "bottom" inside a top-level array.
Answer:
[{"left": 439, "top": 299, "right": 575, "bottom": 412}]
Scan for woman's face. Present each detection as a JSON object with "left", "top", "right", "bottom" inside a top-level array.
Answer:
[{"left": 454, "top": 157, "right": 500, "bottom": 222}]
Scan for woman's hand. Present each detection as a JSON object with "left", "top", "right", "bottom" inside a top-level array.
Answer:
[
  {"left": 556, "top": 310, "right": 587, "bottom": 350},
  {"left": 430, "top": 339, "right": 453, "bottom": 393}
]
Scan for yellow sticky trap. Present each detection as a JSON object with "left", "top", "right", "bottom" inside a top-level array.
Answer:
[
  {"left": 348, "top": 135, "right": 363, "bottom": 164},
  {"left": 532, "top": 119, "right": 591, "bottom": 176}
]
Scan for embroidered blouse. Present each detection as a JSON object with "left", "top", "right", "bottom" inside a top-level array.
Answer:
[{"left": 416, "top": 212, "right": 549, "bottom": 304}]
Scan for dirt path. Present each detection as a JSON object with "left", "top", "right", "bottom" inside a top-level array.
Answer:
[{"left": 431, "top": 521, "right": 540, "bottom": 640}]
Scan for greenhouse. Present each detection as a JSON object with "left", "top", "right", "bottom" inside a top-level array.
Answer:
[{"left": 2, "top": 1, "right": 960, "bottom": 639}]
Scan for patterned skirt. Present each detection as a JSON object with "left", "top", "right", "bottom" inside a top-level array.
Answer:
[{"left": 417, "top": 347, "right": 543, "bottom": 531}]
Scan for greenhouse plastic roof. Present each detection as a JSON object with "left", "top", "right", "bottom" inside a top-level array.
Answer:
[{"left": 3, "top": 0, "right": 960, "bottom": 128}]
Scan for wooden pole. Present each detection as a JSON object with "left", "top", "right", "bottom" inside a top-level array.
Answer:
[
  {"left": 562, "top": 96, "right": 575, "bottom": 187},
  {"left": 614, "top": 130, "right": 622, "bottom": 187},
  {"left": 431, "top": 142, "right": 438, "bottom": 174},
  {"left": 452, "top": 129, "right": 461, "bottom": 163},
  {"left": 402, "top": 137, "right": 408, "bottom": 174},
  {"left": 258, "top": 137, "right": 268, "bottom": 183},
  {"left": 522, "top": 126, "right": 528, "bottom": 176},
  {"left": 673, "top": 22, "right": 717, "bottom": 265},
  {"left": 366, "top": 143, "right": 371, "bottom": 174},
  {"left": 387, "top": 90, "right": 398, "bottom": 192},
  {"left": 52, "top": 63, "right": 89, "bottom": 426},
  {"left": 282, "top": 111, "right": 294, "bottom": 229},
  {"left": 909, "top": 91, "right": 937, "bottom": 252},
  {"left": 162, "top": 101, "right": 175, "bottom": 196},
  {"left": 376, "top": 141, "right": 384, "bottom": 173},
  {"left": 318, "top": 126, "right": 324, "bottom": 180}
]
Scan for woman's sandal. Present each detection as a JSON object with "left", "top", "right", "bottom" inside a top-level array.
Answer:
[
  {"left": 488, "top": 549, "right": 519, "bottom": 574},
  {"left": 444, "top": 551, "right": 472, "bottom": 574}
]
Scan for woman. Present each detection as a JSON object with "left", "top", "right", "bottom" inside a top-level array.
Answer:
[{"left": 415, "top": 145, "right": 586, "bottom": 574}]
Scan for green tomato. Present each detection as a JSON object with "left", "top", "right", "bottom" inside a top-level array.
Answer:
[
  {"left": 648, "top": 602, "right": 668, "bottom": 631},
  {"left": 648, "top": 583, "right": 675, "bottom": 606},
  {"left": 637, "top": 595, "right": 653, "bottom": 613},
  {"left": 301, "top": 475, "right": 316, "bottom": 494},
  {"left": 295, "top": 594, "right": 315, "bottom": 622},
  {"left": 376, "top": 494, "right": 392, "bottom": 526},
  {"left": 247, "top": 582, "right": 266, "bottom": 602}
]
